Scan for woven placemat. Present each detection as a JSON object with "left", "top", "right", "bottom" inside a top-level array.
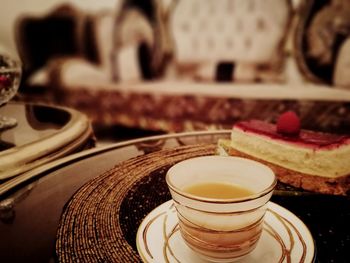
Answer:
[{"left": 56, "top": 144, "right": 216, "bottom": 262}]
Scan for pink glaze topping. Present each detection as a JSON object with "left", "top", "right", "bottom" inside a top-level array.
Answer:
[{"left": 234, "top": 120, "right": 350, "bottom": 149}]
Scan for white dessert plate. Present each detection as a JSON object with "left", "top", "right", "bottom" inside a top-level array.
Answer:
[{"left": 136, "top": 200, "right": 315, "bottom": 263}]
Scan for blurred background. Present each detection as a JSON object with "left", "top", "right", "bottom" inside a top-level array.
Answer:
[
  {"left": 1, "top": 0, "right": 350, "bottom": 145},
  {"left": 0, "top": 0, "right": 117, "bottom": 55}
]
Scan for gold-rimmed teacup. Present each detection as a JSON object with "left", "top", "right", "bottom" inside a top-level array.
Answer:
[{"left": 166, "top": 156, "right": 276, "bottom": 262}]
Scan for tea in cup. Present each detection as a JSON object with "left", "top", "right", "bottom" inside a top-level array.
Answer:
[{"left": 166, "top": 156, "right": 276, "bottom": 262}]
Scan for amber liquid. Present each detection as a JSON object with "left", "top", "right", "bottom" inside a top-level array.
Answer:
[{"left": 183, "top": 182, "right": 254, "bottom": 199}]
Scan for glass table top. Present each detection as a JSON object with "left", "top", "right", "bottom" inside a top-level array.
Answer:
[
  {"left": 0, "top": 102, "right": 93, "bottom": 181},
  {"left": 0, "top": 102, "right": 71, "bottom": 150}
]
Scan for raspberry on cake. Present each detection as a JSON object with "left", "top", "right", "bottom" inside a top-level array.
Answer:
[
  {"left": 218, "top": 118, "right": 350, "bottom": 195},
  {"left": 276, "top": 111, "right": 300, "bottom": 135}
]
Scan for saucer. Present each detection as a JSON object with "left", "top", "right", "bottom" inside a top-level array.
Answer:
[{"left": 136, "top": 200, "right": 315, "bottom": 263}]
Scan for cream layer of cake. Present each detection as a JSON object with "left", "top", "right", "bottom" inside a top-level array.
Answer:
[{"left": 231, "top": 120, "right": 350, "bottom": 178}]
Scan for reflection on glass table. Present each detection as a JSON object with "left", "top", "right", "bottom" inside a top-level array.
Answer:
[
  {"left": 0, "top": 131, "right": 348, "bottom": 263},
  {"left": 0, "top": 102, "right": 94, "bottom": 181}
]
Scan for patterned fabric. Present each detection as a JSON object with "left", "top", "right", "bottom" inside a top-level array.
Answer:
[
  {"left": 56, "top": 86, "right": 350, "bottom": 133},
  {"left": 170, "top": 0, "right": 290, "bottom": 64}
]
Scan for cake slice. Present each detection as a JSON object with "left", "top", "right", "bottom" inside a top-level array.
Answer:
[{"left": 219, "top": 116, "right": 350, "bottom": 195}]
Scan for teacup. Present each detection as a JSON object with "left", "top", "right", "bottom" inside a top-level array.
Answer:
[{"left": 166, "top": 155, "right": 276, "bottom": 262}]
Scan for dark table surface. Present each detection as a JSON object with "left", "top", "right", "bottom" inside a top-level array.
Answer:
[
  {"left": 0, "top": 130, "right": 348, "bottom": 263},
  {"left": 0, "top": 102, "right": 94, "bottom": 182}
]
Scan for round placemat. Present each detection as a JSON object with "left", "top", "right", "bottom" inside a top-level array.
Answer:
[{"left": 56, "top": 144, "right": 216, "bottom": 262}]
